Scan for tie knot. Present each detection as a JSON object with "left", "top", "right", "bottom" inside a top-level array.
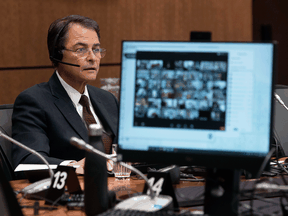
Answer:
[{"left": 79, "top": 95, "right": 90, "bottom": 108}]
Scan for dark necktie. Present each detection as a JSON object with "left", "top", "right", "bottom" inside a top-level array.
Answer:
[
  {"left": 79, "top": 95, "right": 96, "bottom": 125},
  {"left": 79, "top": 95, "right": 113, "bottom": 154}
]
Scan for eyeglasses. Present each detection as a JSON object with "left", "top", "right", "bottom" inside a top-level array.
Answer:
[{"left": 63, "top": 47, "right": 106, "bottom": 58}]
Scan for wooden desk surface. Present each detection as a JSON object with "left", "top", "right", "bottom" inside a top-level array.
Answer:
[{"left": 10, "top": 176, "right": 204, "bottom": 216}]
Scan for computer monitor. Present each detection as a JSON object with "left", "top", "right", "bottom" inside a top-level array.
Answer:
[{"left": 117, "top": 41, "right": 275, "bottom": 214}]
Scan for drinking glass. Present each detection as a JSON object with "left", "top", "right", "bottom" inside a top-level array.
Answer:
[
  {"left": 113, "top": 162, "right": 132, "bottom": 179},
  {"left": 111, "top": 144, "right": 131, "bottom": 179}
]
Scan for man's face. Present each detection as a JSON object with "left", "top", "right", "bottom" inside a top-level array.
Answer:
[{"left": 57, "top": 23, "right": 101, "bottom": 84}]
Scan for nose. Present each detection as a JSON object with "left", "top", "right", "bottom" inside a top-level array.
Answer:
[{"left": 86, "top": 50, "right": 101, "bottom": 62}]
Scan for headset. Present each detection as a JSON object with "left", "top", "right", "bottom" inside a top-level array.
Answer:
[{"left": 49, "top": 20, "right": 80, "bottom": 67}]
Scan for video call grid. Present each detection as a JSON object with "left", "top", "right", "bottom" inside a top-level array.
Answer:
[{"left": 133, "top": 51, "right": 228, "bottom": 130}]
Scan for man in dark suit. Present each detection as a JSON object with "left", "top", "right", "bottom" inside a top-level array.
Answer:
[{"left": 12, "top": 15, "right": 118, "bottom": 171}]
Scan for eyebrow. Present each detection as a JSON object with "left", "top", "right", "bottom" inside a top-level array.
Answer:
[{"left": 72, "top": 42, "right": 101, "bottom": 48}]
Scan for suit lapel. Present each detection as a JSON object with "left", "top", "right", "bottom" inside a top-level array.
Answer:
[
  {"left": 88, "top": 87, "right": 117, "bottom": 136},
  {"left": 48, "top": 72, "right": 88, "bottom": 142}
]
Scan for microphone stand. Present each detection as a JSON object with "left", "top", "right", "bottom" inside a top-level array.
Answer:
[
  {"left": 70, "top": 134, "right": 173, "bottom": 212},
  {"left": 70, "top": 137, "right": 155, "bottom": 198},
  {"left": 0, "top": 131, "right": 54, "bottom": 179}
]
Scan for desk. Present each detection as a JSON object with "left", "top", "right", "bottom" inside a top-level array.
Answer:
[{"left": 10, "top": 176, "right": 204, "bottom": 216}]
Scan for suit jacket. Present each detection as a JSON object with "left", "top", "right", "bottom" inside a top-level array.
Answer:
[{"left": 12, "top": 72, "right": 119, "bottom": 168}]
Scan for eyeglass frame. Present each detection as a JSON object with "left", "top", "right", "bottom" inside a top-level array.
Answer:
[{"left": 62, "top": 47, "right": 106, "bottom": 58}]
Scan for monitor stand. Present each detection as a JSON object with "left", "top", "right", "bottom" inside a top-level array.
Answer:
[{"left": 204, "top": 168, "right": 241, "bottom": 216}]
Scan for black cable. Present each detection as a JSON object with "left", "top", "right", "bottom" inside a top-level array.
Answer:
[
  {"left": 273, "top": 126, "right": 285, "bottom": 159},
  {"left": 273, "top": 127, "right": 280, "bottom": 162},
  {"left": 244, "top": 176, "right": 288, "bottom": 216},
  {"left": 248, "top": 177, "right": 274, "bottom": 216},
  {"left": 278, "top": 173, "right": 288, "bottom": 214},
  {"left": 279, "top": 163, "right": 288, "bottom": 175}
]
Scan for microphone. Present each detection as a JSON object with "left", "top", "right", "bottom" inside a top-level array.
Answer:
[
  {"left": 70, "top": 124, "right": 172, "bottom": 213},
  {"left": 70, "top": 137, "right": 115, "bottom": 160},
  {"left": 49, "top": 56, "right": 80, "bottom": 67},
  {"left": 0, "top": 131, "right": 54, "bottom": 199}
]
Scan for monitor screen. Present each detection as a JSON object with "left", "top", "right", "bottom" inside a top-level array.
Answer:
[{"left": 117, "top": 41, "right": 275, "bottom": 174}]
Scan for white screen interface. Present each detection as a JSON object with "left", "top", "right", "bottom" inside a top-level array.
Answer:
[{"left": 119, "top": 41, "right": 274, "bottom": 156}]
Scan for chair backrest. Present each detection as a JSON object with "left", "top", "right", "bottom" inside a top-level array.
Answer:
[{"left": 0, "top": 104, "right": 14, "bottom": 180}]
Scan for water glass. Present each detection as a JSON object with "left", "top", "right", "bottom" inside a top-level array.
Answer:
[{"left": 113, "top": 162, "right": 132, "bottom": 179}]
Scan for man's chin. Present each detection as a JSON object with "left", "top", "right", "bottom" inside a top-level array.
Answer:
[{"left": 84, "top": 72, "right": 98, "bottom": 81}]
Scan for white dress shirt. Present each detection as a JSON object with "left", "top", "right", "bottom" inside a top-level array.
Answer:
[{"left": 56, "top": 71, "right": 103, "bottom": 127}]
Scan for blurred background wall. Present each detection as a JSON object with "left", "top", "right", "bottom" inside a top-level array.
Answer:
[
  {"left": 0, "top": 0, "right": 253, "bottom": 105},
  {"left": 253, "top": 0, "right": 288, "bottom": 86}
]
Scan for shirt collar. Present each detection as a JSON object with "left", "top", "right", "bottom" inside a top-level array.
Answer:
[{"left": 56, "top": 71, "right": 90, "bottom": 107}]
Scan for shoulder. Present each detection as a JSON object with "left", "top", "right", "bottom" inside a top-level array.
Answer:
[
  {"left": 87, "top": 85, "right": 119, "bottom": 106},
  {"left": 87, "top": 85, "right": 117, "bottom": 99},
  {"left": 14, "top": 82, "right": 51, "bottom": 106},
  {"left": 18, "top": 82, "right": 49, "bottom": 96},
  {"left": 87, "top": 85, "right": 109, "bottom": 94}
]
